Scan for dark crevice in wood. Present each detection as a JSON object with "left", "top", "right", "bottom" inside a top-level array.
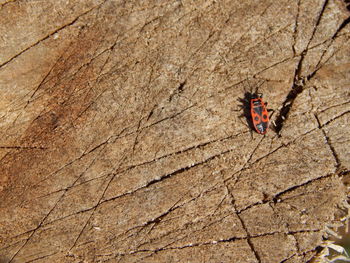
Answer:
[
  {"left": 314, "top": 114, "right": 341, "bottom": 169},
  {"left": 274, "top": 78, "right": 304, "bottom": 134}
]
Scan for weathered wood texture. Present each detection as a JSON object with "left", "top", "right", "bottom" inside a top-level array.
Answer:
[{"left": 0, "top": 0, "right": 349, "bottom": 262}]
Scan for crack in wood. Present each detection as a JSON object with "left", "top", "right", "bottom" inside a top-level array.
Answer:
[
  {"left": 6, "top": 141, "right": 109, "bottom": 263},
  {"left": 168, "top": 81, "right": 186, "bottom": 102},
  {"left": 23, "top": 251, "right": 58, "bottom": 263},
  {"left": 314, "top": 114, "right": 341, "bottom": 169},
  {"left": 0, "top": 3, "right": 106, "bottom": 69},
  {"left": 0, "top": 0, "right": 16, "bottom": 9},
  {"left": 68, "top": 153, "right": 128, "bottom": 251},
  {"left": 0, "top": 145, "right": 46, "bottom": 150},
  {"left": 127, "top": 229, "right": 320, "bottom": 262},
  {"left": 238, "top": 171, "right": 339, "bottom": 216},
  {"left": 222, "top": 164, "right": 262, "bottom": 262},
  {"left": 125, "top": 184, "right": 224, "bottom": 251},
  {"left": 292, "top": 0, "right": 301, "bottom": 56}
]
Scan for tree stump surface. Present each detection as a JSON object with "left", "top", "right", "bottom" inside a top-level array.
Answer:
[{"left": 0, "top": 0, "right": 349, "bottom": 262}]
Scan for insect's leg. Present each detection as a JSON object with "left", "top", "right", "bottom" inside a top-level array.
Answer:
[
  {"left": 236, "top": 96, "right": 249, "bottom": 106},
  {"left": 268, "top": 109, "right": 276, "bottom": 128},
  {"left": 233, "top": 108, "right": 243, "bottom": 112},
  {"left": 238, "top": 114, "right": 254, "bottom": 139},
  {"left": 239, "top": 113, "right": 253, "bottom": 138},
  {"left": 238, "top": 115, "right": 250, "bottom": 128}
]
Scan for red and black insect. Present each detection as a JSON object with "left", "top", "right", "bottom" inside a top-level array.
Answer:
[
  {"left": 250, "top": 93, "right": 269, "bottom": 134},
  {"left": 238, "top": 91, "right": 272, "bottom": 135}
]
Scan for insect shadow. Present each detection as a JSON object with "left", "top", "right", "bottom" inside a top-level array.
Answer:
[{"left": 237, "top": 92, "right": 257, "bottom": 132}]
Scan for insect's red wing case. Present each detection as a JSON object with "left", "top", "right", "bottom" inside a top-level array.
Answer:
[{"left": 250, "top": 98, "right": 269, "bottom": 134}]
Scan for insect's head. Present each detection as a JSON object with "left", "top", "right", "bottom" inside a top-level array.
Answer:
[
  {"left": 245, "top": 92, "right": 263, "bottom": 100},
  {"left": 252, "top": 92, "right": 263, "bottom": 99}
]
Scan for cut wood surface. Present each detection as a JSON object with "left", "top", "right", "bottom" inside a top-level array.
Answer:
[{"left": 0, "top": 0, "right": 350, "bottom": 262}]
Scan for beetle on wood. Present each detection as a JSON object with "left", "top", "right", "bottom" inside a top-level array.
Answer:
[
  {"left": 237, "top": 86, "right": 273, "bottom": 135},
  {"left": 250, "top": 93, "right": 269, "bottom": 135}
]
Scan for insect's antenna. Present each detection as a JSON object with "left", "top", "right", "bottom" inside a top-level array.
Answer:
[
  {"left": 239, "top": 72, "right": 247, "bottom": 93},
  {"left": 246, "top": 73, "right": 253, "bottom": 94},
  {"left": 255, "top": 79, "right": 266, "bottom": 94}
]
